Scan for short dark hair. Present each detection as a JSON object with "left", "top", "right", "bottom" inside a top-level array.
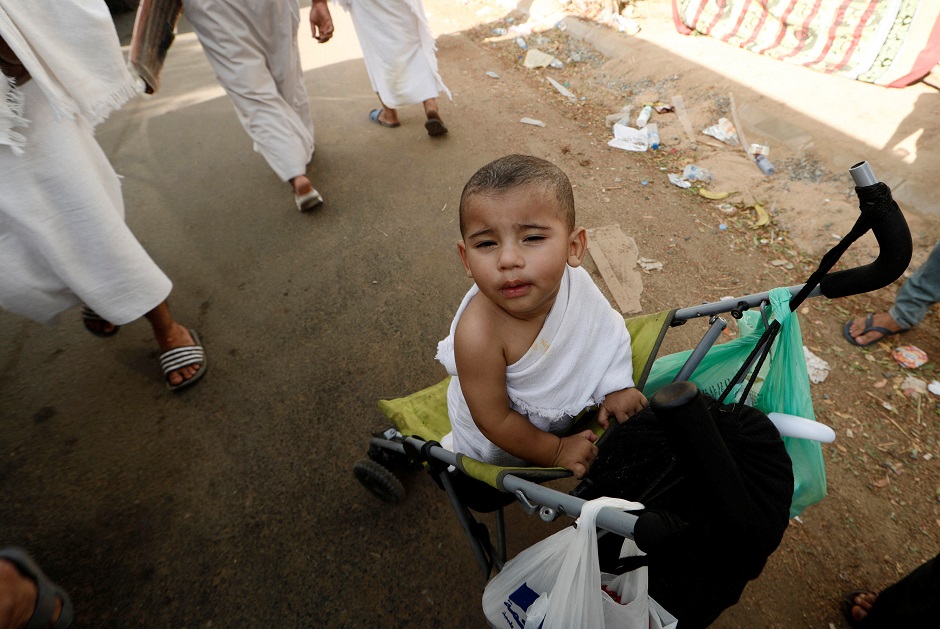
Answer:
[{"left": 458, "top": 154, "right": 575, "bottom": 235}]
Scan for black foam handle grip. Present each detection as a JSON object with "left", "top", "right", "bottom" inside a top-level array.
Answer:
[{"left": 819, "top": 181, "right": 912, "bottom": 299}]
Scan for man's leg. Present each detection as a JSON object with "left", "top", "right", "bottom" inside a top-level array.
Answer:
[
  {"left": 890, "top": 240, "right": 940, "bottom": 328},
  {"left": 863, "top": 553, "right": 940, "bottom": 626}
]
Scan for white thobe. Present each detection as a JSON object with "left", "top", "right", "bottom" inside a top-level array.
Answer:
[
  {"left": 0, "top": 0, "right": 172, "bottom": 325},
  {"left": 182, "top": 0, "right": 314, "bottom": 182},
  {"left": 341, "top": 0, "right": 450, "bottom": 109}
]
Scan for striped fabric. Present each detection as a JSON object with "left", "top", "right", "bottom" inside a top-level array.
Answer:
[{"left": 672, "top": 0, "right": 940, "bottom": 87}]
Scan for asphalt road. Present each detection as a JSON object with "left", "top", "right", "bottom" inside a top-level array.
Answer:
[{"left": 0, "top": 4, "right": 576, "bottom": 626}]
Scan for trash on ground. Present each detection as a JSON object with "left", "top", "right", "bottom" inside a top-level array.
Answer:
[
  {"left": 682, "top": 164, "right": 712, "bottom": 182},
  {"left": 523, "top": 49, "right": 560, "bottom": 68},
  {"left": 605, "top": 107, "right": 631, "bottom": 127},
  {"left": 608, "top": 123, "right": 648, "bottom": 152},
  {"left": 752, "top": 203, "right": 770, "bottom": 227},
  {"left": 892, "top": 345, "right": 928, "bottom": 368},
  {"left": 635, "top": 104, "right": 653, "bottom": 128},
  {"left": 492, "top": 27, "right": 508, "bottom": 36},
  {"left": 546, "top": 77, "right": 577, "bottom": 103},
  {"left": 716, "top": 203, "right": 735, "bottom": 213},
  {"left": 750, "top": 143, "right": 771, "bottom": 157},
  {"left": 929, "top": 380, "right": 940, "bottom": 396},
  {"left": 697, "top": 188, "right": 732, "bottom": 200},
  {"left": 702, "top": 117, "right": 739, "bottom": 145},
  {"left": 514, "top": 36, "right": 527, "bottom": 49},
  {"left": 485, "top": 70, "right": 500, "bottom": 79},
  {"left": 646, "top": 123, "right": 660, "bottom": 149},
  {"left": 755, "top": 154, "right": 776, "bottom": 175},
  {"left": 520, "top": 117, "right": 546, "bottom": 127},
  {"left": 610, "top": 14, "right": 641, "bottom": 34},
  {"left": 804, "top": 346, "right": 830, "bottom": 383},
  {"left": 668, "top": 173, "right": 691, "bottom": 188},
  {"left": 653, "top": 103, "right": 674, "bottom": 114},
  {"left": 901, "top": 376, "right": 928, "bottom": 397},
  {"left": 638, "top": 258, "right": 664, "bottom": 271}
]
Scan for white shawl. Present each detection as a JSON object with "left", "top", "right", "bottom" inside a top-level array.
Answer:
[
  {"left": 0, "top": 0, "right": 142, "bottom": 153},
  {"left": 437, "top": 265, "right": 634, "bottom": 464}
]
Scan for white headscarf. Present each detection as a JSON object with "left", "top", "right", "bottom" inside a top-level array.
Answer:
[{"left": 0, "top": 0, "right": 142, "bottom": 153}]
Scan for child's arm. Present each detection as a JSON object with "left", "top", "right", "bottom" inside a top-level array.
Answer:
[
  {"left": 454, "top": 315, "right": 599, "bottom": 478},
  {"left": 596, "top": 387, "right": 649, "bottom": 429}
]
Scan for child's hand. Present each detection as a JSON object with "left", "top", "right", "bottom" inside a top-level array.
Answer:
[
  {"left": 597, "top": 388, "right": 648, "bottom": 428},
  {"left": 552, "top": 430, "right": 599, "bottom": 479}
]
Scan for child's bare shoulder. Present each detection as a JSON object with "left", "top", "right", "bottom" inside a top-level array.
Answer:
[{"left": 454, "top": 296, "right": 508, "bottom": 359}]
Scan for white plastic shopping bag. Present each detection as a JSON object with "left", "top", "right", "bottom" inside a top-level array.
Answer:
[
  {"left": 483, "top": 497, "right": 679, "bottom": 628},
  {"left": 601, "top": 538, "right": 678, "bottom": 629}
]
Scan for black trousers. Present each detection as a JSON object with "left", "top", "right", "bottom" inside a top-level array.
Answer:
[{"left": 865, "top": 552, "right": 940, "bottom": 627}]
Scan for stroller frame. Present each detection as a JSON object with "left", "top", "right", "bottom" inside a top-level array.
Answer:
[{"left": 354, "top": 161, "right": 912, "bottom": 581}]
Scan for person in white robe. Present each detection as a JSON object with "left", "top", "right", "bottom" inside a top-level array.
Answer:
[
  {"left": 180, "top": 0, "right": 335, "bottom": 212},
  {"left": 0, "top": 0, "right": 205, "bottom": 391},
  {"left": 338, "top": 0, "right": 451, "bottom": 136}
]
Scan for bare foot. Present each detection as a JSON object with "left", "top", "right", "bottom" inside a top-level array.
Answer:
[
  {"left": 847, "top": 312, "right": 905, "bottom": 346},
  {"left": 0, "top": 558, "right": 65, "bottom": 628},
  {"left": 374, "top": 107, "right": 399, "bottom": 126},
  {"left": 422, "top": 98, "right": 447, "bottom": 136},
  {"left": 848, "top": 591, "right": 877, "bottom": 624},
  {"left": 291, "top": 175, "right": 313, "bottom": 197},
  {"left": 157, "top": 324, "right": 202, "bottom": 387},
  {"left": 83, "top": 318, "right": 118, "bottom": 336}
]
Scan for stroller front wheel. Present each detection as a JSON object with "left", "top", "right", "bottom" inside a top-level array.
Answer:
[{"left": 353, "top": 458, "right": 406, "bottom": 504}]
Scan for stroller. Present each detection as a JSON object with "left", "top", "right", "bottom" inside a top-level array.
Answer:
[{"left": 353, "top": 162, "right": 913, "bottom": 627}]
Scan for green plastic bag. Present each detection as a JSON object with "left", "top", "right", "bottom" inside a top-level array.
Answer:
[{"left": 643, "top": 288, "right": 827, "bottom": 517}]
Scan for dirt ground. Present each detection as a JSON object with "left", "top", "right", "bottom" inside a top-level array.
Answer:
[
  {"left": 434, "top": 0, "right": 940, "bottom": 626},
  {"left": 3, "top": 1, "right": 937, "bottom": 627}
]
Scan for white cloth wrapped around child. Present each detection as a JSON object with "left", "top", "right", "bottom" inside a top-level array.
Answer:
[{"left": 436, "top": 265, "right": 635, "bottom": 467}]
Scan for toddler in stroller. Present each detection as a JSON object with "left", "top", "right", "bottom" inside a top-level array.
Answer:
[
  {"left": 354, "top": 157, "right": 912, "bottom": 627},
  {"left": 437, "top": 154, "right": 647, "bottom": 478}
]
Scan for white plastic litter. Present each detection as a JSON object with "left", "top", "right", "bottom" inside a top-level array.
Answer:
[
  {"left": 901, "top": 376, "right": 928, "bottom": 397},
  {"left": 546, "top": 77, "right": 577, "bottom": 103},
  {"left": 608, "top": 123, "right": 648, "bottom": 152},
  {"left": 702, "top": 117, "right": 739, "bottom": 145},
  {"left": 520, "top": 117, "right": 546, "bottom": 127},
  {"left": 929, "top": 380, "right": 940, "bottom": 396},
  {"left": 486, "top": 70, "right": 500, "bottom": 79},
  {"left": 682, "top": 164, "right": 713, "bottom": 182},
  {"left": 668, "top": 173, "right": 691, "bottom": 188},
  {"left": 524, "top": 49, "right": 559, "bottom": 68},
  {"left": 803, "top": 346, "right": 830, "bottom": 384}
]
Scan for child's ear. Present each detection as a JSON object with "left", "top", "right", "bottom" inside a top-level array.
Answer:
[
  {"left": 457, "top": 240, "right": 474, "bottom": 278},
  {"left": 567, "top": 227, "right": 588, "bottom": 267}
]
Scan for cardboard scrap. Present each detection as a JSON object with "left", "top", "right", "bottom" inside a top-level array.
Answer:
[{"left": 586, "top": 225, "right": 643, "bottom": 314}]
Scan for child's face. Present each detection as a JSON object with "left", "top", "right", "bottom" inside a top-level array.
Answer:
[{"left": 458, "top": 184, "right": 586, "bottom": 321}]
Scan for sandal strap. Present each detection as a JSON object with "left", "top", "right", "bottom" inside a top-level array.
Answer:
[
  {"left": 80, "top": 305, "right": 108, "bottom": 323},
  {"left": 0, "top": 547, "right": 73, "bottom": 629},
  {"left": 160, "top": 346, "right": 205, "bottom": 374}
]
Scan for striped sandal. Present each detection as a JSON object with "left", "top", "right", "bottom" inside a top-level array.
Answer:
[
  {"left": 159, "top": 329, "right": 207, "bottom": 391},
  {"left": 80, "top": 304, "right": 120, "bottom": 337}
]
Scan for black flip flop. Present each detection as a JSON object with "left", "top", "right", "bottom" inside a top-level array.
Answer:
[
  {"left": 0, "top": 547, "right": 74, "bottom": 628},
  {"left": 424, "top": 113, "right": 448, "bottom": 137},
  {"left": 842, "top": 313, "right": 908, "bottom": 347}
]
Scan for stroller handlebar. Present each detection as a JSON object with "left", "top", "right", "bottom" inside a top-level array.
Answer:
[{"left": 818, "top": 161, "right": 913, "bottom": 299}]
